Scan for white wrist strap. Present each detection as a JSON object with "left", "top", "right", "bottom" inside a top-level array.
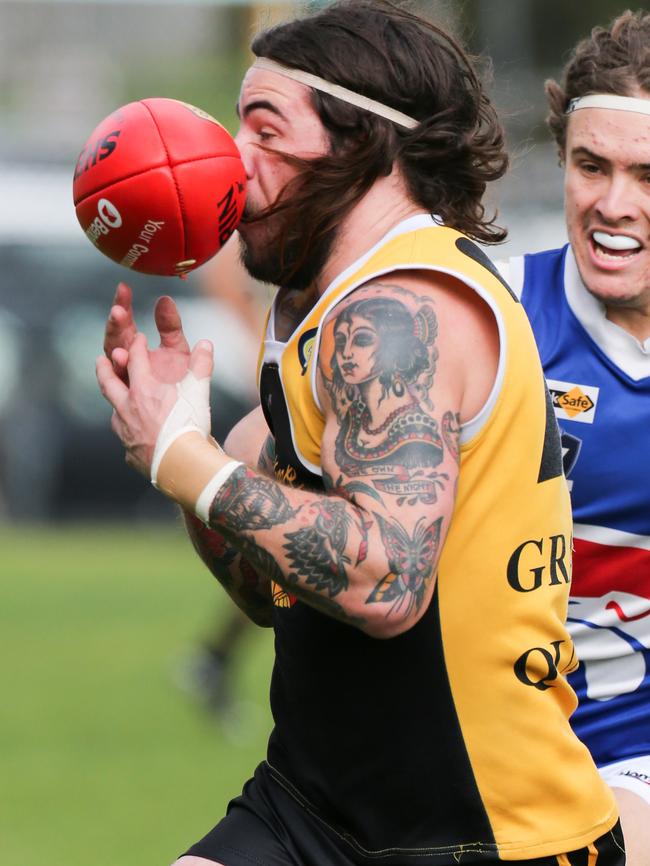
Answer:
[
  {"left": 151, "top": 369, "right": 211, "bottom": 487},
  {"left": 195, "top": 460, "right": 244, "bottom": 524}
]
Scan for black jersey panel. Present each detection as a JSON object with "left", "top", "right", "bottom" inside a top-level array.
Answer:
[
  {"left": 267, "top": 589, "right": 497, "bottom": 858},
  {"left": 260, "top": 361, "right": 322, "bottom": 489}
]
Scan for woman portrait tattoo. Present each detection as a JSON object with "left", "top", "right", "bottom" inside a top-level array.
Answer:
[{"left": 322, "top": 293, "right": 448, "bottom": 505}]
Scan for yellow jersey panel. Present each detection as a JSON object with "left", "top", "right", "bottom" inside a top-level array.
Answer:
[{"left": 259, "top": 215, "right": 617, "bottom": 862}]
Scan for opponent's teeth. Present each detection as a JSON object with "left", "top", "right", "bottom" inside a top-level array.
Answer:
[{"left": 592, "top": 231, "right": 641, "bottom": 251}]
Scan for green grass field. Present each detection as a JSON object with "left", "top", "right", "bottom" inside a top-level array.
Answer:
[{"left": 1, "top": 522, "right": 274, "bottom": 866}]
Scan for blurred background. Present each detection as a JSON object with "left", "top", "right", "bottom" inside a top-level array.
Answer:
[{"left": 0, "top": 1, "right": 638, "bottom": 864}]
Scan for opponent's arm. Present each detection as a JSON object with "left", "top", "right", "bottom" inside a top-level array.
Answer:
[{"left": 183, "top": 406, "right": 274, "bottom": 627}]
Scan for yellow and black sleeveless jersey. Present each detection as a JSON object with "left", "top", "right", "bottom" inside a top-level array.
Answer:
[{"left": 257, "top": 214, "right": 618, "bottom": 863}]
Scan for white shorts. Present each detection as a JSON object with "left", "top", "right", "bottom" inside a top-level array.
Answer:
[{"left": 599, "top": 755, "right": 650, "bottom": 805}]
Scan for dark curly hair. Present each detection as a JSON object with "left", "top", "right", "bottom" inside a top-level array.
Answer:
[
  {"left": 248, "top": 0, "right": 508, "bottom": 284},
  {"left": 546, "top": 9, "right": 650, "bottom": 157}
]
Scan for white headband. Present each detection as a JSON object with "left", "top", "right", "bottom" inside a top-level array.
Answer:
[
  {"left": 566, "top": 93, "right": 650, "bottom": 117},
  {"left": 253, "top": 57, "right": 419, "bottom": 130}
]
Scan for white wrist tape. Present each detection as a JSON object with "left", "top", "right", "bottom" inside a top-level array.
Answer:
[
  {"left": 195, "top": 460, "right": 244, "bottom": 524},
  {"left": 151, "top": 369, "right": 212, "bottom": 487}
]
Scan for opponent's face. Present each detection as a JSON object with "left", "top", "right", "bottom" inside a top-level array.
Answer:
[
  {"left": 334, "top": 315, "right": 380, "bottom": 385},
  {"left": 234, "top": 65, "right": 330, "bottom": 287},
  {"left": 564, "top": 103, "right": 650, "bottom": 313}
]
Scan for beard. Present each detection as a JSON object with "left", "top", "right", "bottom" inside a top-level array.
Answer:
[{"left": 238, "top": 197, "right": 338, "bottom": 292}]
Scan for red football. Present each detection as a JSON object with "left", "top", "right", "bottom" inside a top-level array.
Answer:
[{"left": 72, "top": 98, "right": 246, "bottom": 276}]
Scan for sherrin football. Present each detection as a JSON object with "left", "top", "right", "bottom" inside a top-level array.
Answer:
[{"left": 72, "top": 98, "right": 247, "bottom": 276}]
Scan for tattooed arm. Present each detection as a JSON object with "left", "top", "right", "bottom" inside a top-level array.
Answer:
[
  {"left": 103, "top": 273, "right": 498, "bottom": 637},
  {"left": 184, "top": 405, "right": 275, "bottom": 627},
  {"left": 197, "top": 275, "right": 497, "bottom": 637}
]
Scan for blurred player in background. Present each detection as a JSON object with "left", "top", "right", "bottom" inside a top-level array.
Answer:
[
  {"left": 497, "top": 12, "right": 650, "bottom": 866},
  {"left": 98, "top": 2, "right": 624, "bottom": 864}
]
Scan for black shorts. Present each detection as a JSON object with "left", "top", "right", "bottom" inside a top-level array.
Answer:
[{"left": 181, "top": 762, "right": 626, "bottom": 866}]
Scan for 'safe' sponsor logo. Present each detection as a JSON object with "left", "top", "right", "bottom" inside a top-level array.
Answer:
[
  {"left": 547, "top": 378, "right": 599, "bottom": 424},
  {"left": 85, "top": 198, "right": 123, "bottom": 245}
]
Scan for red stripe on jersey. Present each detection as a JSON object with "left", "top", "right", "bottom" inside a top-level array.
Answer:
[{"left": 572, "top": 538, "right": 650, "bottom": 599}]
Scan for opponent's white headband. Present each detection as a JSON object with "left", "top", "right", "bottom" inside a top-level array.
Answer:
[
  {"left": 566, "top": 93, "right": 650, "bottom": 117},
  {"left": 253, "top": 57, "right": 419, "bottom": 130}
]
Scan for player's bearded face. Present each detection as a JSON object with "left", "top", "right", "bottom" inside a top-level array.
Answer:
[{"left": 238, "top": 179, "right": 337, "bottom": 291}]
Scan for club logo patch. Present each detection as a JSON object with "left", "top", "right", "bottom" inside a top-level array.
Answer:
[
  {"left": 547, "top": 378, "right": 599, "bottom": 424},
  {"left": 298, "top": 328, "right": 318, "bottom": 375}
]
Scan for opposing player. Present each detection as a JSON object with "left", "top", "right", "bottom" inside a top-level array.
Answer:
[
  {"left": 98, "top": 3, "right": 624, "bottom": 864},
  {"left": 497, "top": 11, "right": 650, "bottom": 866}
]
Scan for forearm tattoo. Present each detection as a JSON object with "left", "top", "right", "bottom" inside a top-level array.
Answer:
[
  {"left": 210, "top": 466, "right": 297, "bottom": 531},
  {"left": 187, "top": 519, "right": 238, "bottom": 589},
  {"left": 199, "top": 280, "right": 457, "bottom": 629},
  {"left": 284, "top": 575, "right": 367, "bottom": 628},
  {"left": 283, "top": 499, "right": 364, "bottom": 597},
  {"left": 185, "top": 515, "right": 272, "bottom": 623}
]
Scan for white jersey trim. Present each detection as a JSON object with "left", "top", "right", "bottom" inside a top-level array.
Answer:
[
  {"left": 495, "top": 255, "right": 525, "bottom": 301},
  {"left": 564, "top": 249, "right": 650, "bottom": 381},
  {"left": 573, "top": 522, "right": 650, "bottom": 551}
]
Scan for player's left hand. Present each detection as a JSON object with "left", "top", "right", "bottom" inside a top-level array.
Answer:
[
  {"left": 104, "top": 282, "right": 193, "bottom": 386},
  {"left": 96, "top": 331, "right": 213, "bottom": 477}
]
